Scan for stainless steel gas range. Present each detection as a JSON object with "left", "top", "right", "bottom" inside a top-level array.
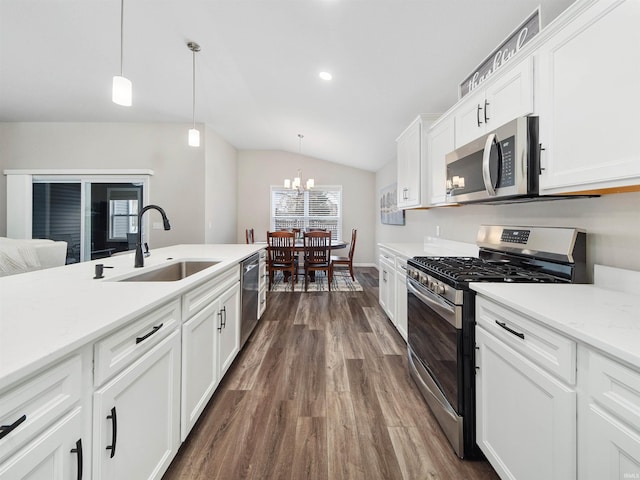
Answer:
[{"left": 406, "top": 225, "right": 587, "bottom": 459}]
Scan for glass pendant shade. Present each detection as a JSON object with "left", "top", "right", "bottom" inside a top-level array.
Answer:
[
  {"left": 112, "top": 75, "right": 132, "bottom": 106},
  {"left": 188, "top": 128, "right": 200, "bottom": 147}
]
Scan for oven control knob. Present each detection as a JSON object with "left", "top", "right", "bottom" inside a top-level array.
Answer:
[{"left": 435, "top": 283, "right": 446, "bottom": 295}]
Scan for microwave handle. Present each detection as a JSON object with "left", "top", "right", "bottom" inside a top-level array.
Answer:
[{"left": 482, "top": 133, "right": 497, "bottom": 196}]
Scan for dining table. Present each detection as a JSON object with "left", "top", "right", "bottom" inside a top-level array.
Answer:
[{"left": 258, "top": 239, "right": 348, "bottom": 284}]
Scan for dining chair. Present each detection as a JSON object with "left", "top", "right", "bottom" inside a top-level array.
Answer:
[
  {"left": 330, "top": 228, "right": 357, "bottom": 281},
  {"left": 266, "top": 230, "right": 297, "bottom": 291},
  {"left": 302, "top": 230, "right": 332, "bottom": 292},
  {"left": 245, "top": 228, "right": 255, "bottom": 244}
]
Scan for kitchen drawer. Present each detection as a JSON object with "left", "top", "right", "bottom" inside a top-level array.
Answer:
[
  {"left": 94, "top": 299, "right": 180, "bottom": 386},
  {"left": 258, "top": 287, "right": 267, "bottom": 319},
  {"left": 0, "top": 354, "right": 82, "bottom": 463},
  {"left": 182, "top": 265, "right": 239, "bottom": 320},
  {"left": 476, "top": 297, "right": 576, "bottom": 385},
  {"left": 586, "top": 349, "right": 640, "bottom": 428}
]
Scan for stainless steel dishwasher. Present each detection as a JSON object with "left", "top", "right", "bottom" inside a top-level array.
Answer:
[{"left": 240, "top": 252, "right": 260, "bottom": 347}]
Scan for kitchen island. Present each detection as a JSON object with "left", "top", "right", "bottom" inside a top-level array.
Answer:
[{"left": 0, "top": 243, "right": 264, "bottom": 480}]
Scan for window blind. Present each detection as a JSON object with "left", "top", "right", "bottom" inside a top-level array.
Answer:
[{"left": 271, "top": 185, "right": 342, "bottom": 241}]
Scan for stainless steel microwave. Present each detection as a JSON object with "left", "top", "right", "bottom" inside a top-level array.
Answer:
[{"left": 445, "top": 116, "right": 539, "bottom": 204}]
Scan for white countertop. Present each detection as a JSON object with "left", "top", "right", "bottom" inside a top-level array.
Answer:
[
  {"left": 0, "top": 244, "right": 264, "bottom": 389},
  {"left": 379, "top": 238, "right": 479, "bottom": 259},
  {"left": 471, "top": 283, "right": 640, "bottom": 369}
]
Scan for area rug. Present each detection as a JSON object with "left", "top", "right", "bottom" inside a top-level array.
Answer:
[{"left": 269, "top": 271, "right": 363, "bottom": 292}]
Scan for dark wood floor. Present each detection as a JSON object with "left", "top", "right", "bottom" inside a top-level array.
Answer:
[{"left": 163, "top": 267, "right": 499, "bottom": 480}]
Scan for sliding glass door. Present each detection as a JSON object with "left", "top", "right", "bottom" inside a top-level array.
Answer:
[{"left": 27, "top": 174, "right": 149, "bottom": 263}]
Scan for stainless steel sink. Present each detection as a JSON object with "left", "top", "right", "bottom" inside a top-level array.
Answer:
[{"left": 118, "top": 261, "right": 220, "bottom": 282}]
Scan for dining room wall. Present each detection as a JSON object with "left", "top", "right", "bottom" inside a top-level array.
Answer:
[
  {"left": 376, "top": 158, "right": 640, "bottom": 279},
  {"left": 237, "top": 150, "right": 377, "bottom": 265}
]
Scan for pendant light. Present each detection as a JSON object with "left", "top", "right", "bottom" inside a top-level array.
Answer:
[
  {"left": 112, "top": 0, "right": 132, "bottom": 106},
  {"left": 187, "top": 41, "right": 201, "bottom": 147},
  {"left": 284, "top": 134, "right": 314, "bottom": 192}
]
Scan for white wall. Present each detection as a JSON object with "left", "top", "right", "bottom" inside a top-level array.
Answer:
[
  {"left": 237, "top": 150, "right": 376, "bottom": 265},
  {"left": 376, "top": 158, "right": 640, "bottom": 280},
  {"left": 204, "top": 126, "right": 238, "bottom": 244},
  {"left": 0, "top": 122, "right": 209, "bottom": 247}
]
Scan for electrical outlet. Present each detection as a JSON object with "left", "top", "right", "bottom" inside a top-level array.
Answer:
[{"left": 436, "top": 225, "right": 441, "bottom": 237}]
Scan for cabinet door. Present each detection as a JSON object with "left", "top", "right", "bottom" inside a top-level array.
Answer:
[
  {"left": 394, "top": 268, "right": 407, "bottom": 341},
  {"left": 0, "top": 407, "right": 83, "bottom": 480},
  {"left": 455, "top": 89, "right": 487, "bottom": 147},
  {"left": 93, "top": 330, "right": 181, "bottom": 480},
  {"left": 537, "top": 0, "right": 640, "bottom": 194},
  {"left": 427, "top": 116, "right": 455, "bottom": 205},
  {"left": 476, "top": 327, "right": 576, "bottom": 480},
  {"left": 455, "top": 58, "right": 534, "bottom": 148},
  {"left": 396, "top": 118, "right": 422, "bottom": 208},
  {"left": 484, "top": 57, "right": 534, "bottom": 131},
  {"left": 378, "top": 255, "right": 395, "bottom": 323},
  {"left": 181, "top": 302, "right": 219, "bottom": 441},
  {"left": 217, "top": 283, "right": 240, "bottom": 379}
]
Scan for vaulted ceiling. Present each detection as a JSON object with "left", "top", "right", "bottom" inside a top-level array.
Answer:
[{"left": 0, "top": 0, "right": 574, "bottom": 171}]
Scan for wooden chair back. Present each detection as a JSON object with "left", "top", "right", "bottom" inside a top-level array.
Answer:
[
  {"left": 245, "top": 228, "right": 255, "bottom": 244},
  {"left": 266, "top": 231, "right": 297, "bottom": 291},
  {"left": 303, "top": 231, "right": 331, "bottom": 265},
  {"left": 347, "top": 228, "right": 357, "bottom": 260}
]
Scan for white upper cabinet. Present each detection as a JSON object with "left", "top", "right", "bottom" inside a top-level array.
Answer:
[
  {"left": 396, "top": 114, "right": 440, "bottom": 209},
  {"left": 536, "top": 0, "right": 640, "bottom": 194},
  {"left": 426, "top": 115, "right": 455, "bottom": 205},
  {"left": 455, "top": 57, "right": 534, "bottom": 148}
]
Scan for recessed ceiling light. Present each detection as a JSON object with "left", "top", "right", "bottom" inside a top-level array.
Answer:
[{"left": 319, "top": 71, "right": 333, "bottom": 81}]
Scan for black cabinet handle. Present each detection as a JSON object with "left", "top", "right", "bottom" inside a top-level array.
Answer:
[
  {"left": 0, "top": 414, "right": 27, "bottom": 440},
  {"left": 495, "top": 320, "right": 525, "bottom": 340},
  {"left": 221, "top": 306, "right": 227, "bottom": 328},
  {"left": 477, "top": 104, "right": 483, "bottom": 126},
  {"left": 484, "top": 99, "right": 490, "bottom": 123},
  {"left": 217, "top": 311, "right": 223, "bottom": 332},
  {"left": 136, "top": 323, "right": 163, "bottom": 344},
  {"left": 106, "top": 407, "right": 117, "bottom": 458},
  {"left": 70, "top": 438, "right": 83, "bottom": 480}
]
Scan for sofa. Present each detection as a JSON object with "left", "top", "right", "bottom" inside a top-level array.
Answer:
[{"left": 0, "top": 237, "right": 68, "bottom": 277}]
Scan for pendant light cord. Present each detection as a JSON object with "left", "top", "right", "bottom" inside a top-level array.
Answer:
[
  {"left": 192, "top": 47, "right": 196, "bottom": 128},
  {"left": 119, "top": 0, "right": 124, "bottom": 76}
]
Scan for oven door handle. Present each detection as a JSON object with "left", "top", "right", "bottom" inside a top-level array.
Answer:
[
  {"left": 482, "top": 133, "right": 498, "bottom": 196},
  {"left": 407, "top": 280, "right": 460, "bottom": 329}
]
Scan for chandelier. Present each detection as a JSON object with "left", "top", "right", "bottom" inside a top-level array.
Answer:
[{"left": 284, "top": 134, "right": 314, "bottom": 193}]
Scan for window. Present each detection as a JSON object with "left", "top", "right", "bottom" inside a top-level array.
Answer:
[
  {"left": 108, "top": 187, "right": 141, "bottom": 241},
  {"left": 271, "top": 186, "right": 342, "bottom": 241}
]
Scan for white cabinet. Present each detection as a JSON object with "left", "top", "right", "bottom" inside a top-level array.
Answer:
[
  {"left": 578, "top": 347, "right": 640, "bottom": 480},
  {"left": 536, "top": 0, "right": 640, "bottom": 194},
  {"left": 0, "top": 354, "right": 88, "bottom": 480},
  {"left": 394, "top": 255, "right": 408, "bottom": 341},
  {"left": 93, "top": 329, "right": 181, "bottom": 480},
  {"left": 0, "top": 408, "right": 84, "bottom": 480},
  {"left": 426, "top": 115, "right": 455, "bottom": 205},
  {"left": 378, "top": 249, "right": 396, "bottom": 323},
  {"left": 181, "top": 272, "right": 240, "bottom": 440},
  {"left": 475, "top": 297, "right": 576, "bottom": 480},
  {"left": 378, "top": 246, "right": 409, "bottom": 342},
  {"left": 396, "top": 114, "right": 440, "bottom": 209},
  {"left": 455, "top": 57, "right": 534, "bottom": 147}
]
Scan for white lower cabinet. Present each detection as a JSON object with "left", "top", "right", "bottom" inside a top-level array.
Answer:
[
  {"left": 394, "top": 256, "right": 408, "bottom": 341},
  {"left": 475, "top": 297, "right": 576, "bottom": 480},
  {"left": 181, "top": 281, "right": 240, "bottom": 440},
  {"left": 93, "top": 330, "right": 181, "bottom": 480},
  {"left": 0, "top": 407, "right": 84, "bottom": 480},
  {"left": 378, "top": 250, "right": 396, "bottom": 324},
  {"left": 578, "top": 347, "right": 640, "bottom": 480}
]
